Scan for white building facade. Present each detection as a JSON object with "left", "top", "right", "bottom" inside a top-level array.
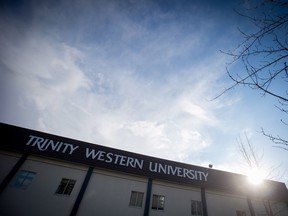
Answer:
[{"left": 0, "top": 123, "right": 287, "bottom": 216}]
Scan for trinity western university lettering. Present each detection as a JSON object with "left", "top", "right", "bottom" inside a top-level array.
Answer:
[
  {"left": 26, "top": 135, "right": 79, "bottom": 154},
  {"left": 149, "top": 162, "right": 208, "bottom": 181},
  {"left": 85, "top": 148, "right": 144, "bottom": 169},
  {"left": 25, "top": 134, "right": 209, "bottom": 182}
]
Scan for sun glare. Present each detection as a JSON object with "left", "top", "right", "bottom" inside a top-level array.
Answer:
[{"left": 247, "top": 168, "right": 265, "bottom": 185}]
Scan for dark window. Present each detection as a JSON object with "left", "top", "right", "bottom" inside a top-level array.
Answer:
[
  {"left": 11, "top": 170, "right": 36, "bottom": 189},
  {"left": 191, "top": 200, "right": 203, "bottom": 216},
  {"left": 152, "top": 194, "right": 165, "bottom": 210},
  {"left": 56, "top": 178, "right": 76, "bottom": 195},
  {"left": 236, "top": 210, "right": 247, "bottom": 216},
  {"left": 129, "top": 191, "right": 144, "bottom": 207}
]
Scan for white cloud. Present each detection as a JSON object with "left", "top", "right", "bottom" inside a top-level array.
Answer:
[
  {"left": 0, "top": 22, "right": 226, "bottom": 162},
  {"left": 179, "top": 97, "right": 212, "bottom": 122},
  {"left": 2, "top": 0, "right": 275, "bottom": 171}
]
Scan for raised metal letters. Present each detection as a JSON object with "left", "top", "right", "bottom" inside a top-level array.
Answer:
[{"left": 25, "top": 134, "right": 209, "bottom": 182}]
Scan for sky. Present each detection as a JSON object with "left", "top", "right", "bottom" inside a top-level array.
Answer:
[{"left": 0, "top": 0, "right": 287, "bottom": 185}]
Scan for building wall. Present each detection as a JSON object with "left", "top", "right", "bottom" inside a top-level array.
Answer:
[
  {"left": 0, "top": 151, "right": 287, "bottom": 216},
  {"left": 149, "top": 180, "right": 202, "bottom": 216},
  {"left": 251, "top": 199, "right": 288, "bottom": 216},
  {"left": 269, "top": 200, "right": 288, "bottom": 216},
  {"left": 77, "top": 169, "right": 148, "bottom": 216},
  {"left": 0, "top": 155, "right": 87, "bottom": 216},
  {"left": 0, "top": 151, "right": 21, "bottom": 183},
  {"left": 206, "top": 190, "right": 251, "bottom": 216}
]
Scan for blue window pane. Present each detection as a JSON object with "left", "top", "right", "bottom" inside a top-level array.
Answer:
[{"left": 11, "top": 170, "right": 36, "bottom": 189}]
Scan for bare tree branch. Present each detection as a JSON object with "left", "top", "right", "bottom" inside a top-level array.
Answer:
[
  {"left": 217, "top": 0, "right": 288, "bottom": 151},
  {"left": 237, "top": 133, "right": 287, "bottom": 215}
]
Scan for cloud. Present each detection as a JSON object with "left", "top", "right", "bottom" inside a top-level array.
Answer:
[
  {"left": 0, "top": 0, "right": 242, "bottom": 164},
  {"left": 0, "top": 13, "right": 91, "bottom": 128}
]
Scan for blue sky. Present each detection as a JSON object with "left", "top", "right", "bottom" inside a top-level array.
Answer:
[{"left": 0, "top": 0, "right": 287, "bottom": 184}]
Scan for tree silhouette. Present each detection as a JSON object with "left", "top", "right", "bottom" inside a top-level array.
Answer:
[
  {"left": 220, "top": 0, "right": 288, "bottom": 151},
  {"left": 237, "top": 134, "right": 287, "bottom": 215}
]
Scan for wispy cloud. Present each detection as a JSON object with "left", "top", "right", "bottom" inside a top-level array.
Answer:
[
  {"left": 3, "top": 0, "right": 287, "bottom": 179},
  {"left": 0, "top": 8, "right": 227, "bottom": 162}
]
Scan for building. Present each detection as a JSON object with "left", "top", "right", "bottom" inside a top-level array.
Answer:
[{"left": 0, "top": 123, "right": 287, "bottom": 216}]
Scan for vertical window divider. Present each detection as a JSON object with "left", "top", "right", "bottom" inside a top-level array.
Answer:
[
  {"left": 0, "top": 153, "right": 29, "bottom": 194},
  {"left": 201, "top": 187, "right": 208, "bottom": 216},
  {"left": 70, "top": 166, "right": 94, "bottom": 216},
  {"left": 143, "top": 178, "right": 153, "bottom": 216}
]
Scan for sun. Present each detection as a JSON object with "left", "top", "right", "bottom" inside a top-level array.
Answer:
[{"left": 247, "top": 167, "right": 265, "bottom": 185}]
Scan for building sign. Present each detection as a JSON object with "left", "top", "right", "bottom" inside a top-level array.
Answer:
[
  {"left": 2, "top": 123, "right": 288, "bottom": 202},
  {"left": 2, "top": 122, "right": 288, "bottom": 201},
  {"left": 1, "top": 123, "right": 288, "bottom": 203},
  {"left": 25, "top": 134, "right": 209, "bottom": 182},
  {"left": 1, "top": 123, "right": 211, "bottom": 187}
]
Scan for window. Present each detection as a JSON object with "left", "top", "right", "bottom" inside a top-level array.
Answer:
[
  {"left": 129, "top": 191, "right": 144, "bottom": 207},
  {"left": 191, "top": 200, "right": 203, "bottom": 216},
  {"left": 11, "top": 170, "right": 36, "bottom": 189},
  {"left": 152, "top": 194, "right": 165, "bottom": 210},
  {"left": 55, "top": 178, "right": 76, "bottom": 195},
  {"left": 236, "top": 210, "right": 247, "bottom": 216}
]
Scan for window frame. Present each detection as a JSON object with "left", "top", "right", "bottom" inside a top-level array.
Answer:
[
  {"left": 151, "top": 194, "right": 165, "bottom": 211},
  {"left": 191, "top": 200, "right": 203, "bottom": 216},
  {"left": 55, "top": 178, "right": 76, "bottom": 196},
  {"left": 11, "top": 170, "right": 36, "bottom": 189},
  {"left": 236, "top": 210, "right": 247, "bottom": 216},
  {"left": 129, "top": 191, "right": 144, "bottom": 208}
]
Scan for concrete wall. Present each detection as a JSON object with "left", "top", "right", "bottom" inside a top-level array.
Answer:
[
  {"left": 270, "top": 201, "right": 288, "bottom": 216},
  {"left": 206, "top": 190, "right": 251, "bottom": 216},
  {"left": 0, "top": 156, "right": 87, "bottom": 216},
  {"left": 0, "top": 151, "right": 21, "bottom": 183},
  {"left": 149, "top": 180, "right": 201, "bottom": 216},
  {"left": 0, "top": 152, "right": 287, "bottom": 216},
  {"left": 251, "top": 199, "right": 288, "bottom": 216},
  {"left": 206, "top": 190, "right": 288, "bottom": 216},
  {"left": 77, "top": 169, "right": 147, "bottom": 216}
]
